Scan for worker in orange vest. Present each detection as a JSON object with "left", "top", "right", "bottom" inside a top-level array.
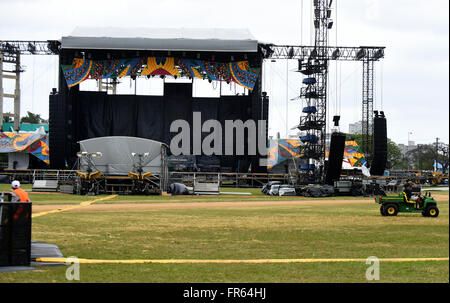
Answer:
[
  {"left": 10, "top": 180, "right": 31, "bottom": 220},
  {"left": 11, "top": 180, "right": 31, "bottom": 202}
]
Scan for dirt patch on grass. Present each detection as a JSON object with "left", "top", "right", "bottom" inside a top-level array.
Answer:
[{"left": 33, "top": 199, "right": 372, "bottom": 213}]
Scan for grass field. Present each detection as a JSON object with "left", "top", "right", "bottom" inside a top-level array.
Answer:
[{"left": 0, "top": 185, "right": 448, "bottom": 283}]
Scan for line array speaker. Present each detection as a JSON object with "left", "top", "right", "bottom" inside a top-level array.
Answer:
[
  {"left": 325, "top": 132, "right": 346, "bottom": 185},
  {"left": 370, "top": 116, "right": 388, "bottom": 176},
  {"left": 49, "top": 92, "right": 66, "bottom": 169}
]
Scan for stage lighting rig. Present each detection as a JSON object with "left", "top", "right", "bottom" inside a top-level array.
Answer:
[
  {"left": 356, "top": 48, "right": 366, "bottom": 60},
  {"left": 76, "top": 151, "right": 102, "bottom": 173}
]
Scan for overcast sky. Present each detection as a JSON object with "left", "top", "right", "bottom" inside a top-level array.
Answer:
[{"left": 1, "top": 0, "right": 448, "bottom": 146}]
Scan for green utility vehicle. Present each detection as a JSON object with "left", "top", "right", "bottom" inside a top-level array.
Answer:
[{"left": 375, "top": 191, "right": 439, "bottom": 218}]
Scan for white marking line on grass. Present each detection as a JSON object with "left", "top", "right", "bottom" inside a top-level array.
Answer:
[
  {"left": 31, "top": 195, "right": 118, "bottom": 218},
  {"left": 35, "top": 257, "right": 449, "bottom": 264}
]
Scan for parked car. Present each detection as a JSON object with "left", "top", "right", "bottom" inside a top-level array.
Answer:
[
  {"left": 269, "top": 184, "right": 281, "bottom": 196},
  {"left": 262, "top": 181, "right": 282, "bottom": 195}
]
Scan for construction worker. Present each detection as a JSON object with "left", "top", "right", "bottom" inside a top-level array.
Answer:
[{"left": 11, "top": 180, "right": 30, "bottom": 202}]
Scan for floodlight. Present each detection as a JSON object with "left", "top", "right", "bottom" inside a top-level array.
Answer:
[
  {"left": 374, "top": 49, "right": 384, "bottom": 60},
  {"left": 131, "top": 153, "right": 137, "bottom": 157},
  {"left": 332, "top": 48, "right": 340, "bottom": 59},
  {"left": 27, "top": 42, "right": 36, "bottom": 54},
  {"left": 76, "top": 151, "right": 88, "bottom": 158},
  {"left": 144, "top": 153, "right": 150, "bottom": 157},
  {"left": 356, "top": 48, "right": 366, "bottom": 60},
  {"left": 314, "top": 20, "right": 320, "bottom": 29},
  {"left": 315, "top": 9, "right": 320, "bottom": 19},
  {"left": 328, "top": 20, "right": 334, "bottom": 29},
  {"left": 288, "top": 47, "right": 295, "bottom": 59},
  {"left": 91, "top": 152, "right": 102, "bottom": 158}
]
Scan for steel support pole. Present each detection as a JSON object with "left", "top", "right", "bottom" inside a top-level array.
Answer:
[{"left": 13, "top": 53, "right": 21, "bottom": 131}]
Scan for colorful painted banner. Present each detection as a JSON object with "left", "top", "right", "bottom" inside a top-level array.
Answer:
[
  {"left": 141, "top": 57, "right": 180, "bottom": 77},
  {"left": 342, "top": 140, "right": 368, "bottom": 168},
  {"left": 62, "top": 57, "right": 260, "bottom": 90},
  {"left": 267, "top": 139, "right": 302, "bottom": 170},
  {"left": 268, "top": 139, "right": 367, "bottom": 170},
  {"left": 0, "top": 132, "right": 50, "bottom": 164}
]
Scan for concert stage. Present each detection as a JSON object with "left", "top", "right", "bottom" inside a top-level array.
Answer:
[{"left": 49, "top": 27, "right": 269, "bottom": 176}]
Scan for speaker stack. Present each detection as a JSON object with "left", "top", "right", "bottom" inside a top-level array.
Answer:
[
  {"left": 0, "top": 202, "right": 32, "bottom": 267},
  {"left": 325, "top": 132, "right": 346, "bottom": 185},
  {"left": 370, "top": 112, "right": 388, "bottom": 176},
  {"left": 49, "top": 91, "right": 67, "bottom": 169}
]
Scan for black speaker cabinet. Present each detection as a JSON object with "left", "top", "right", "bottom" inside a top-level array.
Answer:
[
  {"left": 49, "top": 93, "right": 67, "bottom": 169},
  {"left": 370, "top": 116, "right": 388, "bottom": 176},
  {"left": 325, "top": 132, "right": 346, "bottom": 185},
  {"left": 0, "top": 202, "right": 32, "bottom": 267}
]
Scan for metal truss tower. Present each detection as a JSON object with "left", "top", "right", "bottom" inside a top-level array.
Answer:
[
  {"left": 260, "top": 44, "right": 385, "bottom": 178},
  {"left": 0, "top": 51, "right": 21, "bottom": 131},
  {"left": 0, "top": 40, "right": 59, "bottom": 131},
  {"left": 362, "top": 56, "right": 374, "bottom": 161},
  {"left": 296, "top": 0, "right": 333, "bottom": 183}
]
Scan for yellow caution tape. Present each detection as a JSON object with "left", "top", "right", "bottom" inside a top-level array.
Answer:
[
  {"left": 35, "top": 257, "right": 449, "bottom": 264},
  {"left": 32, "top": 195, "right": 117, "bottom": 218}
]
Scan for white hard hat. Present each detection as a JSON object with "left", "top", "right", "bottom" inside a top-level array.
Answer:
[{"left": 11, "top": 180, "right": 21, "bottom": 189}]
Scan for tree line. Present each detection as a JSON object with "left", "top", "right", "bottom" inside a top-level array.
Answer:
[
  {"left": 348, "top": 134, "right": 449, "bottom": 172},
  {"left": 2, "top": 111, "right": 48, "bottom": 124}
]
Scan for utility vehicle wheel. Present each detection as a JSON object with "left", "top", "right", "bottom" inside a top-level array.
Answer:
[
  {"left": 380, "top": 205, "right": 387, "bottom": 216},
  {"left": 385, "top": 204, "right": 399, "bottom": 217},
  {"left": 425, "top": 206, "right": 439, "bottom": 218}
]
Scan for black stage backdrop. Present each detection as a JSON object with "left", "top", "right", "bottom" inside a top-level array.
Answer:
[{"left": 50, "top": 83, "right": 262, "bottom": 172}]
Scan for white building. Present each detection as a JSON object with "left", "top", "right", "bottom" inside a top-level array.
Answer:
[
  {"left": 397, "top": 141, "right": 417, "bottom": 155},
  {"left": 348, "top": 121, "right": 363, "bottom": 135}
]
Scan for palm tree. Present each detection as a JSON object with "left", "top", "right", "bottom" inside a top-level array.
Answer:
[{"left": 20, "top": 111, "right": 47, "bottom": 124}]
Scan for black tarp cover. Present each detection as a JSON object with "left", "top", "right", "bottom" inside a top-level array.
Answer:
[{"left": 75, "top": 87, "right": 253, "bottom": 172}]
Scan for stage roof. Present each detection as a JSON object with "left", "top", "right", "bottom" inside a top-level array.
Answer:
[{"left": 61, "top": 27, "right": 259, "bottom": 53}]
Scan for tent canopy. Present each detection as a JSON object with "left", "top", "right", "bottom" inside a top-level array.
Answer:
[{"left": 61, "top": 27, "right": 259, "bottom": 53}]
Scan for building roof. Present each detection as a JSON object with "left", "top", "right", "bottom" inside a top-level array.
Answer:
[{"left": 61, "top": 27, "right": 259, "bottom": 53}]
